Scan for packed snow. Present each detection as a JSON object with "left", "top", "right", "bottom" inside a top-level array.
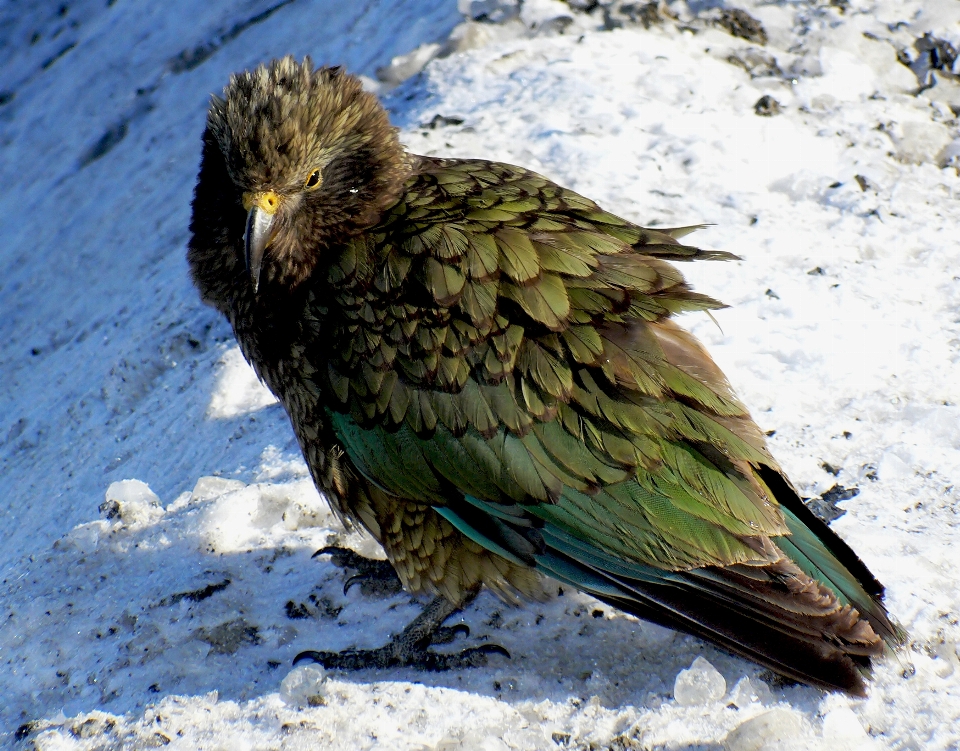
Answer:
[{"left": 2, "top": 0, "right": 960, "bottom": 748}]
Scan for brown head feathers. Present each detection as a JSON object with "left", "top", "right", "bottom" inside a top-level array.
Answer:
[{"left": 198, "top": 57, "right": 410, "bottom": 291}]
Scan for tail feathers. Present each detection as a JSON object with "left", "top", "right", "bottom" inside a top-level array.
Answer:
[
  {"left": 535, "top": 543, "right": 881, "bottom": 695},
  {"left": 757, "top": 466, "right": 904, "bottom": 648},
  {"left": 435, "top": 466, "right": 903, "bottom": 695}
]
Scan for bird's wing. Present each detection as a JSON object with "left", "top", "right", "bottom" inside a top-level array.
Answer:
[
  {"left": 325, "top": 158, "right": 783, "bottom": 559},
  {"left": 319, "top": 158, "right": 901, "bottom": 692}
]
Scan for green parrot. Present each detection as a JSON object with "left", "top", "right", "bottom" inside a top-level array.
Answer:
[{"left": 188, "top": 57, "right": 902, "bottom": 695}]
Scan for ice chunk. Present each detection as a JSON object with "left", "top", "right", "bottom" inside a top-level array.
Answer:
[
  {"left": 376, "top": 43, "right": 442, "bottom": 87},
  {"left": 58, "top": 522, "right": 104, "bottom": 554},
  {"left": 102, "top": 479, "right": 163, "bottom": 526},
  {"left": 729, "top": 677, "right": 773, "bottom": 708},
  {"left": 468, "top": 739, "right": 510, "bottom": 751},
  {"left": 920, "top": 71, "right": 960, "bottom": 116},
  {"left": 280, "top": 664, "right": 328, "bottom": 708},
  {"left": 822, "top": 706, "right": 871, "bottom": 744},
  {"left": 520, "top": 0, "right": 573, "bottom": 29},
  {"left": 459, "top": 0, "right": 519, "bottom": 24},
  {"left": 674, "top": 656, "right": 726, "bottom": 706},
  {"left": 724, "top": 709, "right": 803, "bottom": 751},
  {"left": 206, "top": 346, "right": 277, "bottom": 419},
  {"left": 877, "top": 448, "right": 912, "bottom": 482},
  {"left": 200, "top": 485, "right": 261, "bottom": 552},
  {"left": 893, "top": 121, "right": 953, "bottom": 166},
  {"left": 190, "top": 475, "right": 246, "bottom": 502}
]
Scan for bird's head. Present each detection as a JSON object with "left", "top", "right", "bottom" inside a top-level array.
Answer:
[{"left": 200, "top": 56, "right": 409, "bottom": 293}]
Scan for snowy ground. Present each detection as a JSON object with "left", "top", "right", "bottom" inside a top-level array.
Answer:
[{"left": 2, "top": 0, "right": 960, "bottom": 748}]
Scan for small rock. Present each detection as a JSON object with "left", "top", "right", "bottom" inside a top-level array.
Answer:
[
  {"left": 603, "top": 1, "right": 661, "bottom": 30},
  {"left": 422, "top": 114, "right": 466, "bottom": 129},
  {"left": 102, "top": 479, "right": 163, "bottom": 525},
  {"left": 675, "top": 656, "right": 726, "bottom": 706},
  {"left": 898, "top": 33, "right": 958, "bottom": 86},
  {"left": 728, "top": 49, "right": 782, "bottom": 79},
  {"left": 716, "top": 8, "right": 767, "bottom": 46},
  {"left": 754, "top": 95, "right": 781, "bottom": 117},
  {"left": 805, "top": 484, "right": 859, "bottom": 523}
]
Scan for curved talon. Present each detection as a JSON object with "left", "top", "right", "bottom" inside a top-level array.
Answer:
[
  {"left": 294, "top": 647, "right": 396, "bottom": 670},
  {"left": 465, "top": 643, "right": 511, "bottom": 661},
  {"left": 430, "top": 623, "right": 471, "bottom": 645},
  {"left": 312, "top": 545, "right": 357, "bottom": 564},
  {"left": 343, "top": 574, "right": 365, "bottom": 595},
  {"left": 293, "top": 649, "right": 329, "bottom": 666},
  {"left": 315, "top": 546, "right": 402, "bottom": 596},
  {"left": 421, "top": 643, "right": 511, "bottom": 670}
]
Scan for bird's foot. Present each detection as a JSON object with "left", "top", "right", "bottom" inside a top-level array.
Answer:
[
  {"left": 293, "top": 595, "right": 510, "bottom": 671},
  {"left": 314, "top": 545, "right": 404, "bottom": 597}
]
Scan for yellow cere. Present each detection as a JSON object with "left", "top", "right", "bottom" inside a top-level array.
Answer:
[{"left": 242, "top": 190, "right": 281, "bottom": 214}]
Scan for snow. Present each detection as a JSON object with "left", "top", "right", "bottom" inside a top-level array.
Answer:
[{"left": 2, "top": 0, "right": 960, "bottom": 748}]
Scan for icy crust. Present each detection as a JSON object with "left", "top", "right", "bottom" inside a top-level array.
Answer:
[{"left": 5, "top": 0, "right": 960, "bottom": 748}]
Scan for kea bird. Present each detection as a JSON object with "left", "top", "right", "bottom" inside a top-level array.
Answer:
[{"left": 188, "top": 57, "right": 902, "bottom": 695}]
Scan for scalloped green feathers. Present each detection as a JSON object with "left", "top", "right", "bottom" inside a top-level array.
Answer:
[
  {"left": 309, "top": 158, "right": 902, "bottom": 693},
  {"left": 216, "top": 152, "right": 904, "bottom": 699}
]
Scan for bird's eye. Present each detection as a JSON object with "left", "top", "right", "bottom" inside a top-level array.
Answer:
[{"left": 304, "top": 169, "right": 322, "bottom": 190}]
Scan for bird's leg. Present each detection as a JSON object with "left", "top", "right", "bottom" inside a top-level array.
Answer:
[
  {"left": 294, "top": 593, "right": 510, "bottom": 671},
  {"left": 315, "top": 545, "right": 403, "bottom": 597}
]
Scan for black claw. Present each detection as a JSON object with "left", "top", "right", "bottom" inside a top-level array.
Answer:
[
  {"left": 293, "top": 649, "right": 327, "bottom": 666},
  {"left": 421, "top": 643, "right": 511, "bottom": 670},
  {"left": 471, "top": 643, "right": 511, "bottom": 660},
  {"left": 430, "top": 623, "right": 470, "bottom": 645},
  {"left": 343, "top": 574, "right": 364, "bottom": 595},
  {"left": 294, "top": 647, "right": 396, "bottom": 671},
  {"left": 315, "top": 546, "right": 403, "bottom": 596},
  {"left": 312, "top": 545, "right": 359, "bottom": 565},
  {"left": 343, "top": 572, "right": 403, "bottom": 597}
]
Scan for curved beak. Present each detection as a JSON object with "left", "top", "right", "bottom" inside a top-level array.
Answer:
[{"left": 242, "top": 191, "right": 280, "bottom": 293}]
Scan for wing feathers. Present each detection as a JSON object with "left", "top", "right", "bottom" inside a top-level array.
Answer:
[{"left": 318, "top": 157, "right": 901, "bottom": 693}]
